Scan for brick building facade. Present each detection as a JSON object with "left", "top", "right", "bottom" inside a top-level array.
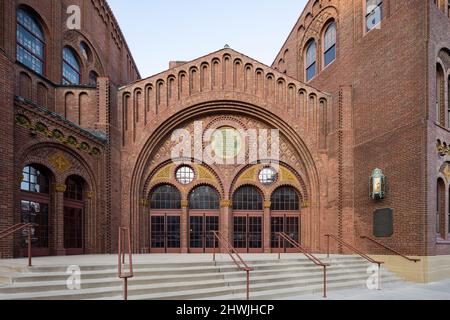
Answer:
[{"left": 1, "top": 0, "right": 450, "bottom": 282}]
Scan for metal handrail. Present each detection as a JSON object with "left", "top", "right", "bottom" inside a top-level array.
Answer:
[
  {"left": 211, "top": 231, "right": 253, "bottom": 300},
  {"left": 118, "top": 227, "right": 133, "bottom": 300},
  {"left": 277, "top": 232, "right": 329, "bottom": 298},
  {"left": 360, "top": 236, "right": 421, "bottom": 263},
  {"left": 0, "top": 223, "right": 35, "bottom": 267},
  {"left": 325, "top": 234, "right": 383, "bottom": 290}
]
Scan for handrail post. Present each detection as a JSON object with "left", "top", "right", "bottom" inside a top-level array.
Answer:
[
  {"left": 124, "top": 277, "right": 128, "bottom": 301},
  {"left": 323, "top": 266, "right": 327, "bottom": 298},
  {"left": 246, "top": 269, "right": 250, "bottom": 301},
  {"left": 326, "top": 235, "right": 330, "bottom": 259},
  {"left": 213, "top": 232, "right": 216, "bottom": 263},
  {"left": 28, "top": 226, "right": 32, "bottom": 267},
  {"left": 377, "top": 263, "right": 382, "bottom": 290}
]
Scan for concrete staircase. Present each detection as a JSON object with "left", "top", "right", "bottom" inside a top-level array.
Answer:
[{"left": 0, "top": 255, "right": 404, "bottom": 300}]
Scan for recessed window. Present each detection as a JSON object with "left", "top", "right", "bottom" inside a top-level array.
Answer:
[
  {"left": 305, "top": 40, "right": 317, "bottom": 82},
  {"left": 259, "top": 167, "right": 278, "bottom": 185},
  {"left": 365, "top": 0, "right": 383, "bottom": 32},
  {"left": 21, "top": 165, "right": 50, "bottom": 194},
  {"left": 189, "top": 185, "right": 220, "bottom": 210},
  {"left": 150, "top": 185, "right": 181, "bottom": 210},
  {"left": 65, "top": 176, "right": 84, "bottom": 201},
  {"left": 233, "top": 186, "right": 263, "bottom": 211},
  {"left": 62, "top": 47, "right": 81, "bottom": 85},
  {"left": 16, "top": 9, "right": 45, "bottom": 75},
  {"left": 323, "top": 22, "right": 336, "bottom": 67},
  {"left": 271, "top": 187, "right": 300, "bottom": 211},
  {"left": 176, "top": 166, "right": 195, "bottom": 185}
]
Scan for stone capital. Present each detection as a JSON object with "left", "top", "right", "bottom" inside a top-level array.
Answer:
[
  {"left": 181, "top": 200, "right": 189, "bottom": 208},
  {"left": 54, "top": 184, "right": 67, "bottom": 193},
  {"left": 264, "top": 201, "right": 272, "bottom": 209},
  {"left": 220, "top": 200, "right": 232, "bottom": 208}
]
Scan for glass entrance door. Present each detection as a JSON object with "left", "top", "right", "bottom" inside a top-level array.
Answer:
[
  {"left": 150, "top": 214, "right": 181, "bottom": 253},
  {"left": 20, "top": 199, "right": 49, "bottom": 257},
  {"left": 233, "top": 215, "right": 263, "bottom": 253},
  {"left": 64, "top": 206, "right": 84, "bottom": 255},
  {"left": 271, "top": 215, "right": 300, "bottom": 253},
  {"left": 189, "top": 214, "right": 219, "bottom": 253}
]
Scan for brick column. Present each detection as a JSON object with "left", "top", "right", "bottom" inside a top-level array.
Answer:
[
  {"left": 263, "top": 201, "right": 271, "bottom": 253},
  {"left": 54, "top": 184, "right": 67, "bottom": 256},
  {"left": 220, "top": 200, "right": 232, "bottom": 252},
  {"left": 181, "top": 200, "right": 189, "bottom": 253}
]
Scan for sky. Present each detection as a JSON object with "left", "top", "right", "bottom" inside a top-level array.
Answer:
[{"left": 108, "top": 0, "right": 308, "bottom": 78}]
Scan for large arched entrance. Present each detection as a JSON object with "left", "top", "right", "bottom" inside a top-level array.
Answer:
[
  {"left": 270, "top": 186, "right": 301, "bottom": 253},
  {"left": 63, "top": 175, "right": 86, "bottom": 255},
  {"left": 232, "top": 186, "right": 264, "bottom": 253},
  {"left": 149, "top": 184, "right": 182, "bottom": 253},
  {"left": 188, "top": 185, "right": 220, "bottom": 253},
  {"left": 20, "top": 164, "right": 52, "bottom": 257}
]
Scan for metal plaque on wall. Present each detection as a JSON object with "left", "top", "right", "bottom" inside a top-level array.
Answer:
[{"left": 373, "top": 208, "right": 393, "bottom": 237}]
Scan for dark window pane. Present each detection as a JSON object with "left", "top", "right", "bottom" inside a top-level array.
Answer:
[
  {"left": 189, "top": 186, "right": 220, "bottom": 210},
  {"left": 150, "top": 185, "right": 181, "bottom": 209},
  {"left": 271, "top": 187, "right": 300, "bottom": 211},
  {"left": 233, "top": 186, "right": 263, "bottom": 211}
]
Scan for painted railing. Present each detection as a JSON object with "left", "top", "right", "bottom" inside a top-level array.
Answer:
[
  {"left": 118, "top": 227, "right": 133, "bottom": 300},
  {"left": 0, "top": 223, "right": 35, "bottom": 267},
  {"left": 211, "top": 231, "right": 253, "bottom": 300},
  {"left": 277, "top": 232, "right": 329, "bottom": 298},
  {"left": 360, "top": 236, "right": 421, "bottom": 263}
]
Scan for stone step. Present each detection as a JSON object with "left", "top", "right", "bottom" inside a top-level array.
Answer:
[
  {"left": 0, "top": 266, "right": 393, "bottom": 294},
  {"left": 11, "top": 261, "right": 375, "bottom": 284}
]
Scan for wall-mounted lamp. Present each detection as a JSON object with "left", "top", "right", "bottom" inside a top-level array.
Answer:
[{"left": 369, "top": 168, "right": 386, "bottom": 200}]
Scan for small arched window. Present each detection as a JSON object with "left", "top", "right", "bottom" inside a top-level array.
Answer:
[
  {"left": 16, "top": 8, "right": 45, "bottom": 75},
  {"left": 21, "top": 165, "right": 50, "bottom": 194},
  {"left": 271, "top": 187, "right": 300, "bottom": 211},
  {"left": 233, "top": 186, "right": 263, "bottom": 211},
  {"left": 62, "top": 47, "right": 81, "bottom": 85},
  {"left": 150, "top": 185, "right": 181, "bottom": 210},
  {"left": 323, "top": 22, "right": 336, "bottom": 67},
  {"left": 189, "top": 186, "right": 220, "bottom": 210},
  {"left": 305, "top": 40, "right": 317, "bottom": 82}
]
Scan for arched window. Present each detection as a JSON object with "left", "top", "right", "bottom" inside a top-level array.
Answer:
[
  {"left": 305, "top": 40, "right": 317, "bottom": 82},
  {"left": 233, "top": 186, "right": 263, "bottom": 211},
  {"left": 437, "top": 179, "right": 445, "bottom": 238},
  {"left": 65, "top": 176, "right": 84, "bottom": 201},
  {"left": 436, "top": 64, "right": 445, "bottom": 126},
  {"left": 365, "top": 0, "right": 383, "bottom": 32},
  {"left": 271, "top": 187, "right": 300, "bottom": 211},
  {"left": 323, "top": 22, "right": 336, "bottom": 67},
  {"left": 16, "top": 8, "right": 45, "bottom": 75},
  {"left": 21, "top": 165, "right": 50, "bottom": 194},
  {"left": 189, "top": 186, "right": 220, "bottom": 210},
  {"left": 89, "top": 71, "right": 98, "bottom": 86},
  {"left": 150, "top": 185, "right": 181, "bottom": 209},
  {"left": 62, "top": 47, "right": 81, "bottom": 85}
]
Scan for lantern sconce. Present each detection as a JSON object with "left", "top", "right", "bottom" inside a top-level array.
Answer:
[{"left": 369, "top": 168, "right": 386, "bottom": 200}]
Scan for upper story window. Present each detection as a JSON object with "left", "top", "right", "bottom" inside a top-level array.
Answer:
[
  {"left": 233, "top": 186, "right": 263, "bottom": 211},
  {"left": 62, "top": 47, "right": 81, "bottom": 85},
  {"left": 150, "top": 185, "right": 182, "bottom": 210},
  {"left": 21, "top": 165, "right": 50, "bottom": 194},
  {"left": 16, "top": 9, "right": 45, "bottom": 75},
  {"left": 305, "top": 40, "right": 317, "bottom": 82},
  {"left": 323, "top": 22, "right": 336, "bottom": 67},
  {"left": 365, "top": 0, "right": 383, "bottom": 32}
]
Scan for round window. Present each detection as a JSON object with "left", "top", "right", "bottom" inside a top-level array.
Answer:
[
  {"left": 176, "top": 166, "right": 195, "bottom": 185},
  {"left": 211, "top": 127, "right": 242, "bottom": 160},
  {"left": 259, "top": 167, "right": 278, "bottom": 185}
]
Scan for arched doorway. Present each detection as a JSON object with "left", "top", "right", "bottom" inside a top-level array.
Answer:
[
  {"left": 149, "top": 185, "right": 182, "bottom": 253},
  {"left": 232, "top": 185, "right": 264, "bottom": 253},
  {"left": 270, "top": 186, "right": 301, "bottom": 253},
  {"left": 188, "top": 185, "right": 220, "bottom": 253},
  {"left": 64, "top": 175, "right": 85, "bottom": 255},
  {"left": 20, "top": 164, "right": 51, "bottom": 257}
]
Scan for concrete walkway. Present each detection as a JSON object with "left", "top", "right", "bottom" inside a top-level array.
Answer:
[{"left": 286, "top": 279, "right": 450, "bottom": 300}]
